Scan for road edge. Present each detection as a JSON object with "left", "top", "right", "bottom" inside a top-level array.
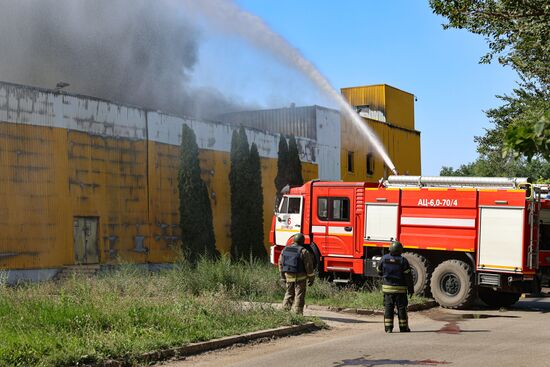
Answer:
[{"left": 96, "top": 322, "right": 321, "bottom": 367}]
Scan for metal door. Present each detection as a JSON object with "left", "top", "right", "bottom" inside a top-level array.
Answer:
[
  {"left": 325, "top": 187, "right": 355, "bottom": 256},
  {"left": 73, "top": 217, "right": 99, "bottom": 264},
  {"left": 275, "top": 195, "right": 303, "bottom": 246}
]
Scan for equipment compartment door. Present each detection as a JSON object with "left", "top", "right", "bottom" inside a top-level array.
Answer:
[
  {"left": 364, "top": 204, "right": 398, "bottom": 242},
  {"left": 478, "top": 208, "right": 524, "bottom": 272},
  {"left": 275, "top": 196, "right": 303, "bottom": 246},
  {"left": 73, "top": 217, "right": 99, "bottom": 264}
]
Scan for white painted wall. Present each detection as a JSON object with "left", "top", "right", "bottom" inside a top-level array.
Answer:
[{"left": 0, "top": 81, "right": 317, "bottom": 163}]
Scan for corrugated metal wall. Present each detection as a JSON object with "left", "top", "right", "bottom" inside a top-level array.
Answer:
[
  {"left": 218, "top": 106, "right": 318, "bottom": 140},
  {"left": 0, "top": 82, "right": 319, "bottom": 270}
]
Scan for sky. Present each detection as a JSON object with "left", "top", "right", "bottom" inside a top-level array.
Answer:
[{"left": 189, "top": 0, "right": 519, "bottom": 176}]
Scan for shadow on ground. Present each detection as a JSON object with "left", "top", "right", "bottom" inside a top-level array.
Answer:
[
  {"left": 320, "top": 316, "right": 380, "bottom": 324},
  {"left": 333, "top": 354, "right": 450, "bottom": 366}
]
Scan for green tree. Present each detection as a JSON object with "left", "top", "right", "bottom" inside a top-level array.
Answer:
[
  {"left": 274, "top": 135, "right": 289, "bottom": 204},
  {"left": 249, "top": 143, "right": 266, "bottom": 260},
  {"left": 429, "top": 0, "right": 549, "bottom": 83},
  {"left": 430, "top": 0, "right": 550, "bottom": 159},
  {"left": 440, "top": 156, "right": 550, "bottom": 181},
  {"left": 229, "top": 127, "right": 266, "bottom": 260},
  {"left": 229, "top": 128, "right": 247, "bottom": 259},
  {"left": 178, "top": 124, "right": 217, "bottom": 264},
  {"left": 287, "top": 135, "right": 304, "bottom": 186}
]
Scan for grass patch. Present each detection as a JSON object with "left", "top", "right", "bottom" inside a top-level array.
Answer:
[
  {"left": 0, "top": 258, "right": 426, "bottom": 366},
  {"left": 169, "top": 257, "right": 427, "bottom": 309},
  {"left": 0, "top": 264, "right": 305, "bottom": 367}
]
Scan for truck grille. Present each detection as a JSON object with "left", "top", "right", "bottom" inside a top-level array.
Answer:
[{"left": 478, "top": 273, "right": 501, "bottom": 287}]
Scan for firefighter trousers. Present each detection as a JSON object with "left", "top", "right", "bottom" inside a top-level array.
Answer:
[
  {"left": 383, "top": 292, "right": 409, "bottom": 331},
  {"left": 283, "top": 279, "right": 307, "bottom": 315}
]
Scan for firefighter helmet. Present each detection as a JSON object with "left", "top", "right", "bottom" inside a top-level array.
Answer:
[
  {"left": 389, "top": 241, "right": 404, "bottom": 255},
  {"left": 293, "top": 233, "right": 305, "bottom": 246}
]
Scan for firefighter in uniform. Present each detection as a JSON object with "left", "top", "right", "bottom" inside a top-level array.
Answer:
[
  {"left": 278, "top": 233, "right": 315, "bottom": 315},
  {"left": 377, "top": 241, "right": 414, "bottom": 333}
]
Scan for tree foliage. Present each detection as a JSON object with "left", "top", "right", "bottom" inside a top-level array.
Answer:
[
  {"left": 178, "top": 125, "right": 218, "bottom": 264},
  {"left": 287, "top": 135, "right": 304, "bottom": 187},
  {"left": 274, "top": 135, "right": 289, "bottom": 204},
  {"left": 440, "top": 156, "right": 550, "bottom": 181},
  {"left": 430, "top": 0, "right": 550, "bottom": 83},
  {"left": 229, "top": 127, "right": 266, "bottom": 260},
  {"left": 274, "top": 134, "right": 304, "bottom": 207},
  {"left": 430, "top": 0, "right": 549, "bottom": 160},
  {"left": 249, "top": 143, "right": 266, "bottom": 260}
]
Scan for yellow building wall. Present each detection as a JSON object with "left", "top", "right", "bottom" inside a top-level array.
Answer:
[
  {"left": 0, "top": 121, "right": 318, "bottom": 269},
  {"left": 341, "top": 84, "right": 415, "bottom": 130},
  {"left": 340, "top": 84, "right": 421, "bottom": 182},
  {"left": 149, "top": 142, "right": 317, "bottom": 256},
  {"left": 341, "top": 84, "right": 386, "bottom": 113},
  {"left": 0, "top": 123, "right": 71, "bottom": 269},
  {"left": 384, "top": 85, "right": 415, "bottom": 130}
]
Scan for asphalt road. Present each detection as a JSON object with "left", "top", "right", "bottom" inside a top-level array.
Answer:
[{"left": 162, "top": 297, "right": 550, "bottom": 367}]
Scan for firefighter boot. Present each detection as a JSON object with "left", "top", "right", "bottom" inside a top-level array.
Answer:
[
  {"left": 399, "top": 319, "right": 410, "bottom": 332},
  {"left": 384, "top": 318, "right": 393, "bottom": 333}
]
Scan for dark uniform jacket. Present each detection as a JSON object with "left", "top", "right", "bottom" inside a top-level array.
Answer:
[
  {"left": 377, "top": 254, "right": 414, "bottom": 294},
  {"left": 278, "top": 244, "right": 315, "bottom": 282}
]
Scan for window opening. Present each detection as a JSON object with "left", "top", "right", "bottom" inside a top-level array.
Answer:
[
  {"left": 332, "top": 198, "right": 350, "bottom": 221},
  {"left": 318, "top": 198, "right": 328, "bottom": 220},
  {"left": 347, "top": 151, "right": 354, "bottom": 173},
  {"left": 317, "top": 197, "right": 350, "bottom": 222},
  {"left": 366, "top": 153, "right": 375, "bottom": 176},
  {"left": 287, "top": 198, "right": 301, "bottom": 214}
]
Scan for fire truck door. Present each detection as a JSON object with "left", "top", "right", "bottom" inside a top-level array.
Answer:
[
  {"left": 325, "top": 188, "right": 355, "bottom": 256},
  {"left": 275, "top": 195, "right": 303, "bottom": 246}
]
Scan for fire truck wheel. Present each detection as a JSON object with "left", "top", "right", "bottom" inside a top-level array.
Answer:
[
  {"left": 478, "top": 287, "right": 521, "bottom": 308},
  {"left": 430, "top": 260, "right": 475, "bottom": 309},
  {"left": 402, "top": 252, "right": 431, "bottom": 296}
]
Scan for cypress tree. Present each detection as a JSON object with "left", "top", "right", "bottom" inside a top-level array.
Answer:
[
  {"left": 287, "top": 134, "right": 303, "bottom": 186},
  {"left": 229, "top": 129, "right": 242, "bottom": 259},
  {"left": 274, "top": 135, "right": 289, "bottom": 204},
  {"left": 229, "top": 127, "right": 252, "bottom": 260},
  {"left": 178, "top": 124, "right": 218, "bottom": 264},
  {"left": 249, "top": 143, "right": 266, "bottom": 260}
]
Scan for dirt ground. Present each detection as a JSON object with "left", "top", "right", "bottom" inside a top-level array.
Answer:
[{"left": 159, "top": 296, "right": 550, "bottom": 367}]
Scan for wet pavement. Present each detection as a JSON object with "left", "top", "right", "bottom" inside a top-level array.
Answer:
[{"left": 162, "top": 297, "right": 550, "bottom": 367}]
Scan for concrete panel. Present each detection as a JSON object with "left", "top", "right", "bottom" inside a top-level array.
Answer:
[
  {"left": 147, "top": 111, "right": 317, "bottom": 163},
  {"left": 0, "top": 82, "right": 146, "bottom": 139},
  {"left": 2, "top": 268, "right": 60, "bottom": 285}
]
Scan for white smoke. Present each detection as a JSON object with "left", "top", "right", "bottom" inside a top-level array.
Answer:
[
  {"left": 0, "top": 0, "right": 252, "bottom": 118},
  {"left": 183, "top": 0, "right": 398, "bottom": 174}
]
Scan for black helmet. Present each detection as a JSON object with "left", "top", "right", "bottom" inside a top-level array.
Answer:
[
  {"left": 389, "top": 241, "right": 403, "bottom": 255},
  {"left": 293, "top": 233, "right": 305, "bottom": 246}
]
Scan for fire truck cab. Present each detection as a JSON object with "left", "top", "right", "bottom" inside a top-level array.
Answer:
[{"left": 270, "top": 176, "right": 542, "bottom": 309}]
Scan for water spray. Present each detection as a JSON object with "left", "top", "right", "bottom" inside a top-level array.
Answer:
[{"left": 184, "top": 0, "right": 399, "bottom": 175}]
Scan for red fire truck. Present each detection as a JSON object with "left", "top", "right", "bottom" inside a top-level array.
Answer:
[{"left": 270, "top": 176, "right": 543, "bottom": 309}]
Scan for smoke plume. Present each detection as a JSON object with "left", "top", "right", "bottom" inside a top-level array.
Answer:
[
  {"left": 0, "top": 0, "right": 249, "bottom": 118},
  {"left": 183, "top": 0, "right": 398, "bottom": 173}
]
